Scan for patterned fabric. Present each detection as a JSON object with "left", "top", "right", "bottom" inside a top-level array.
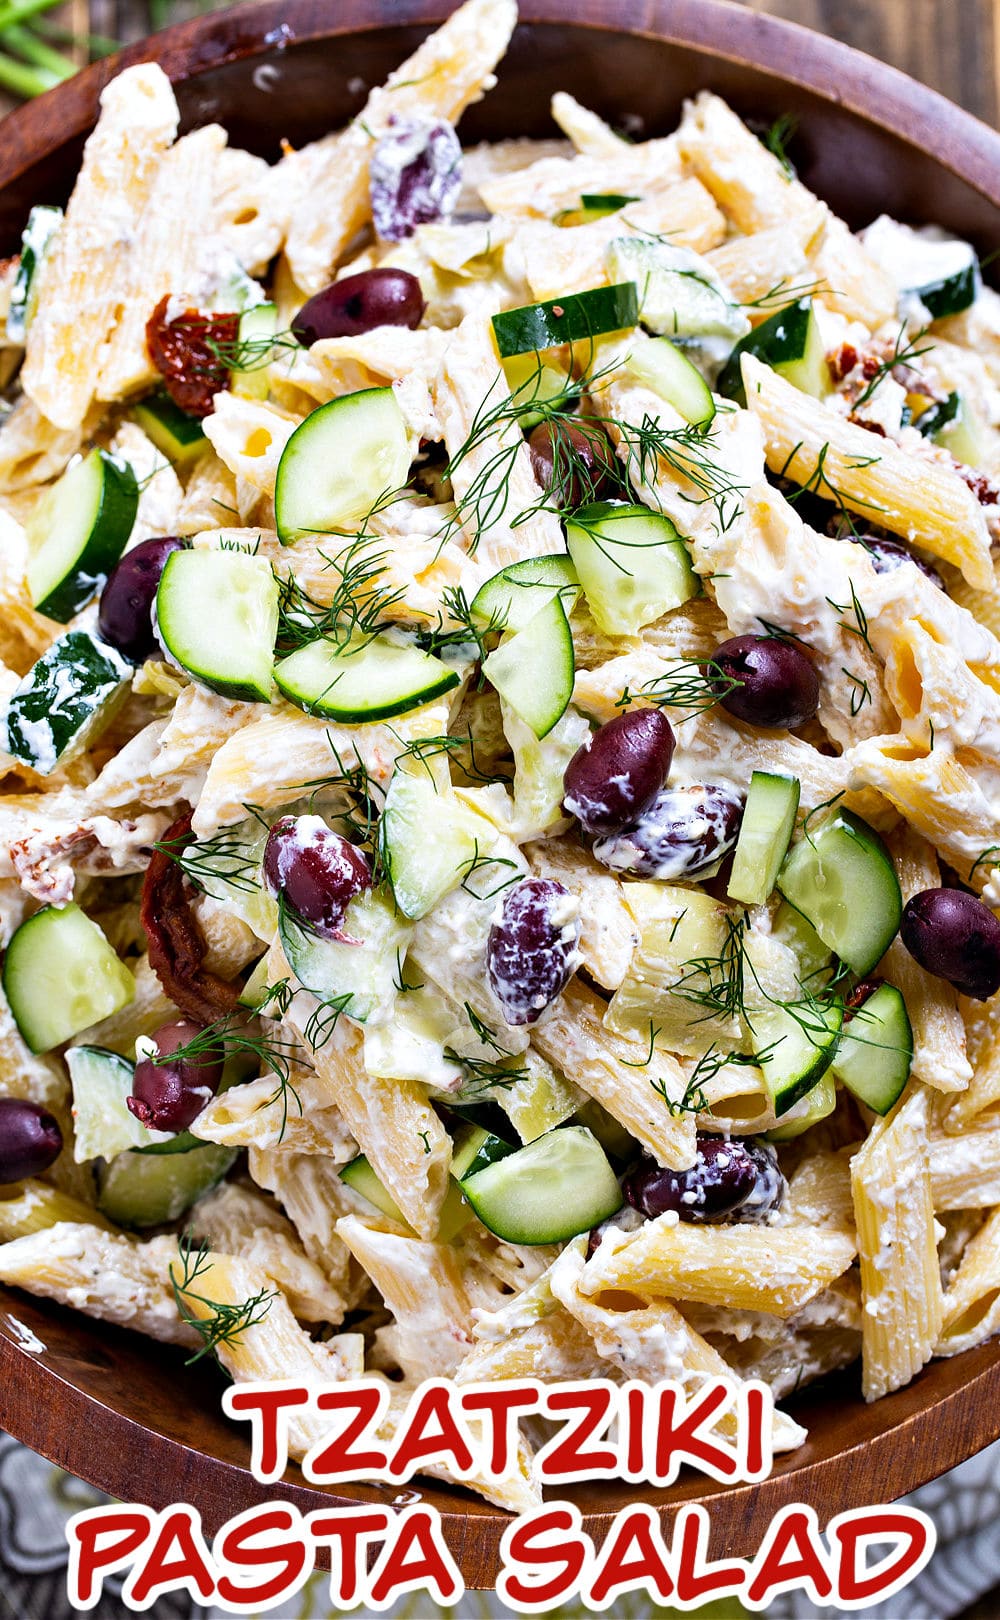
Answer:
[{"left": 0, "top": 1431, "right": 997, "bottom": 1618}]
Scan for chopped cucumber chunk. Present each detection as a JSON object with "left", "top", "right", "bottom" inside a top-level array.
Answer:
[
  {"left": 7, "top": 204, "right": 61, "bottom": 343},
  {"left": 460, "top": 1125, "right": 622, "bottom": 1244},
  {"left": 67, "top": 1045, "right": 157, "bottom": 1162},
  {"left": 766, "top": 1070, "right": 837, "bottom": 1140},
  {"left": 97, "top": 1142, "right": 236, "bottom": 1228},
  {"left": 918, "top": 391, "right": 987, "bottom": 467},
  {"left": 831, "top": 983, "right": 912, "bottom": 1115},
  {"left": 777, "top": 810, "right": 902, "bottom": 976},
  {"left": 278, "top": 885, "right": 409, "bottom": 1025},
  {"left": 491, "top": 284, "right": 638, "bottom": 358},
  {"left": 238, "top": 954, "right": 272, "bottom": 1010},
  {"left": 718, "top": 298, "right": 830, "bottom": 407},
  {"left": 482, "top": 593, "right": 574, "bottom": 738},
  {"left": 0, "top": 631, "right": 131, "bottom": 775},
  {"left": 25, "top": 448, "right": 138, "bottom": 621},
  {"left": 132, "top": 395, "right": 207, "bottom": 467},
  {"left": 566, "top": 500, "right": 699, "bottom": 636},
  {"left": 728, "top": 772, "right": 800, "bottom": 906},
  {"left": 501, "top": 353, "right": 576, "bottom": 426},
  {"left": 607, "top": 237, "right": 749, "bottom": 344},
  {"left": 274, "top": 387, "right": 411, "bottom": 543},
  {"left": 771, "top": 899, "right": 832, "bottom": 981},
  {"left": 470, "top": 553, "right": 579, "bottom": 633},
  {"left": 554, "top": 194, "right": 638, "bottom": 227},
  {"left": 624, "top": 334, "right": 716, "bottom": 428},
  {"left": 156, "top": 549, "right": 278, "bottom": 702},
  {"left": 274, "top": 631, "right": 458, "bottom": 723},
  {"left": 4, "top": 904, "right": 135, "bottom": 1053},
  {"left": 380, "top": 770, "right": 482, "bottom": 919},
  {"left": 750, "top": 994, "right": 843, "bottom": 1118},
  {"left": 232, "top": 302, "right": 278, "bottom": 401}
]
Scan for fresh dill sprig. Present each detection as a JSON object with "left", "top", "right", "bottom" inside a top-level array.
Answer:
[
  {"left": 614, "top": 656, "right": 741, "bottom": 720},
  {"left": 392, "top": 949, "right": 424, "bottom": 994},
  {"left": 459, "top": 840, "right": 522, "bottom": 900},
  {"left": 760, "top": 113, "right": 797, "bottom": 179},
  {"left": 621, "top": 1020, "right": 661, "bottom": 1069},
  {"left": 853, "top": 324, "right": 932, "bottom": 410},
  {"left": 275, "top": 534, "right": 405, "bottom": 654},
  {"left": 296, "top": 737, "right": 386, "bottom": 850},
  {"left": 202, "top": 323, "right": 301, "bottom": 374},
  {"left": 156, "top": 822, "right": 263, "bottom": 898},
  {"left": 171, "top": 1233, "right": 276, "bottom": 1364},
  {"left": 741, "top": 277, "right": 825, "bottom": 311},
  {"left": 778, "top": 440, "right": 886, "bottom": 536},
  {"left": 842, "top": 667, "right": 872, "bottom": 716},
  {"left": 671, "top": 913, "right": 749, "bottom": 1025},
  {"left": 153, "top": 1009, "right": 304, "bottom": 1142},
  {"left": 969, "top": 845, "right": 1000, "bottom": 881},
  {"left": 826, "top": 578, "right": 876, "bottom": 658},
  {"left": 430, "top": 583, "right": 503, "bottom": 666}
]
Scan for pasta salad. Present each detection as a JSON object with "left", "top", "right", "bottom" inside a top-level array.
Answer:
[{"left": 0, "top": 0, "right": 999, "bottom": 1510}]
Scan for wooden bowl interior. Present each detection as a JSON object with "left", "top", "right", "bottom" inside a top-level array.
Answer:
[{"left": 0, "top": 0, "right": 998, "bottom": 1585}]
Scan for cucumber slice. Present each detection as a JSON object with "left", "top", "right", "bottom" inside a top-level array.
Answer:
[
  {"left": 4, "top": 904, "right": 135, "bottom": 1054},
  {"left": 771, "top": 899, "right": 832, "bottom": 982},
  {"left": 565, "top": 500, "right": 699, "bottom": 636},
  {"left": 491, "top": 284, "right": 638, "bottom": 358},
  {"left": 451, "top": 1126, "right": 515, "bottom": 1180},
  {"left": 67, "top": 1045, "right": 157, "bottom": 1162},
  {"left": 232, "top": 303, "right": 278, "bottom": 401},
  {"left": 156, "top": 549, "right": 278, "bottom": 702},
  {"left": 482, "top": 593, "right": 574, "bottom": 739},
  {"left": 133, "top": 395, "right": 207, "bottom": 467},
  {"left": 718, "top": 298, "right": 830, "bottom": 407},
  {"left": 460, "top": 1125, "right": 622, "bottom": 1244},
  {"left": 727, "top": 772, "right": 800, "bottom": 907},
  {"left": 777, "top": 811, "right": 902, "bottom": 976},
  {"left": 274, "top": 387, "right": 411, "bottom": 544},
  {"left": 607, "top": 238, "right": 748, "bottom": 345},
  {"left": 831, "top": 983, "right": 913, "bottom": 1115},
  {"left": 97, "top": 1141, "right": 236, "bottom": 1229},
  {"left": 554, "top": 194, "right": 638, "bottom": 227},
  {"left": 500, "top": 354, "right": 575, "bottom": 427},
  {"left": 379, "top": 771, "right": 482, "bottom": 919},
  {"left": 7, "top": 204, "right": 61, "bottom": 343},
  {"left": 766, "top": 1070, "right": 837, "bottom": 1141},
  {"left": 918, "top": 391, "right": 986, "bottom": 468},
  {"left": 624, "top": 336, "right": 716, "bottom": 429},
  {"left": 25, "top": 448, "right": 138, "bottom": 621},
  {"left": 0, "top": 631, "right": 131, "bottom": 776},
  {"left": 917, "top": 260, "right": 979, "bottom": 319},
  {"left": 340, "top": 1141, "right": 491, "bottom": 1242},
  {"left": 238, "top": 955, "right": 272, "bottom": 1010},
  {"left": 750, "top": 994, "right": 843, "bottom": 1118},
  {"left": 278, "top": 885, "right": 409, "bottom": 1025},
  {"left": 274, "top": 631, "right": 458, "bottom": 723},
  {"left": 470, "top": 553, "right": 579, "bottom": 633}
]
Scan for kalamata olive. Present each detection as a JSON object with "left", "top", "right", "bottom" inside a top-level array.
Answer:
[
  {"left": 98, "top": 537, "right": 187, "bottom": 663},
  {"left": 623, "top": 1135, "right": 785, "bottom": 1224},
  {"left": 527, "top": 418, "right": 618, "bottom": 509},
  {"left": 845, "top": 532, "right": 944, "bottom": 589},
  {"left": 709, "top": 634, "right": 820, "bottom": 730},
  {"left": 900, "top": 888, "right": 1000, "bottom": 1000},
  {"left": 486, "top": 877, "right": 581, "bottom": 1025},
  {"left": 562, "top": 709, "right": 675, "bottom": 836},
  {"left": 291, "top": 268, "right": 426, "bottom": 346},
  {"left": 592, "top": 783, "right": 743, "bottom": 880},
  {"left": 370, "top": 116, "right": 462, "bottom": 241},
  {"left": 0, "top": 1098, "right": 62, "bottom": 1183},
  {"left": 262, "top": 815, "right": 372, "bottom": 940},
  {"left": 127, "top": 1019, "right": 224, "bottom": 1133}
]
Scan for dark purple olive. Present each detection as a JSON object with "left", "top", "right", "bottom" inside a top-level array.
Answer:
[
  {"left": 127, "top": 1019, "right": 224, "bottom": 1133},
  {"left": 0, "top": 1098, "right": 62, "bottom": 1184},
  {"left": 291, "top": 268, "right": 426, "bottom": 346},
  {"left": 527, "top": 418, "right": 618, "bottom": 509},
  {"left": 562, "top": 709, "right": 675, "bottom": 836},
  {"left": 486, "top": 877, "right": 580, "bottom": 1026},
  {"left": 900, "top": 888, "right": 1000, "bottom": 1001},
  {"left": 709, "top": 634, "right": 820, "bottom": 730},
  {"left": 592, "top": 783, "right": 743, "bottom": 880},
  {"left": 262, "top": 814, "right": 372, "bottom": 940},
  {"left": 846, "top": 533, "right": 944, "bottom": 590},
  {"left": 97, "top": 536, "right": 186, "bottom": 663},
  {"left": 370, "top": 116, "right": 463, "bottom": 242},
  {"left": 623, "top": 1135, "right": 785, "bottom": 1224}
]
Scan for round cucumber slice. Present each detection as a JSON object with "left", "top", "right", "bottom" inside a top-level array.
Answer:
[
  {"left": 278, "top": 886, "right": 409, "bottom": 1024},
  {"left": 274, "top": 631, "right": 459, "bottom": 723},
  {"left": 460, "top": 1125, "right": 622, "bottom": 1244},
  {"left": 624, "top": 336, "right": 716, "bottom": 428},
  {"left": 379, "top": 770, "right": 481, "bottom": 919},
  {"left": 831, "top": 983, "right": 913, "bottom": 1115},
  {"left": 274, "top": 387, "right": 411, "bottom": 544},
  {"left": 750, "top": 995, "right": 844, "bottom": 1118},
  {"left": 777, "top": 811, "right": 902, "bottom": 976},
  {"left": 97, "top": 1142, "right": 236, "bottom": 1228},
  {"left": 25, "top": 448, "right": 138, "bottom": 622},
  {"left": 67, "top": 1045, "right": 156, "bottom": 1162},
  {"left": 470, "top": 553, "right": 579, "bottom": 633},
  {"left": 156, "top": 549, "right": 279, "bottom": 702},
  {"left": 4, "top": 904, "right": 135, "bottom": 1054},
  {"left": 481, "top": 593, "right": 575, "bottom": 738},
  {"left": 491, "top": 283, "right": 638, "bottom": 359},
  {"left": 566, "top": 500, "right": 699, "bottom": 636}
]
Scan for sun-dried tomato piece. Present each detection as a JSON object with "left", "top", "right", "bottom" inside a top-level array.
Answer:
[
  {"left": 145, "top": 296, "right": 239, "bottom": 418},
  {"left": 140, "top": 811, "right": 240, "bottom": 1024}
]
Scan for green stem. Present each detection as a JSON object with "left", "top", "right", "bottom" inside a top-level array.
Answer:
[
  {"left": 0, "top": 46, "right": 56, "bottom": 95},
  {"left": 34, "top": 19, "right": 122, "bottom": 56},
  {"left": 1, "top": 23, "right": 73, "bottom": 78},
  {"left": 0, "top": 0, "right": 63, "bottom": 40}
]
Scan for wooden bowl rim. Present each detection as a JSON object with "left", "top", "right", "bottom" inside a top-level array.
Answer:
[{"left": 0, "top": 0, "right": 998, "bottom": 1581}]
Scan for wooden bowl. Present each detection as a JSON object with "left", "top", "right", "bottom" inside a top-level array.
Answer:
[{"left": 1, "top": 0, "right": 999, "bottom": 1585}]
